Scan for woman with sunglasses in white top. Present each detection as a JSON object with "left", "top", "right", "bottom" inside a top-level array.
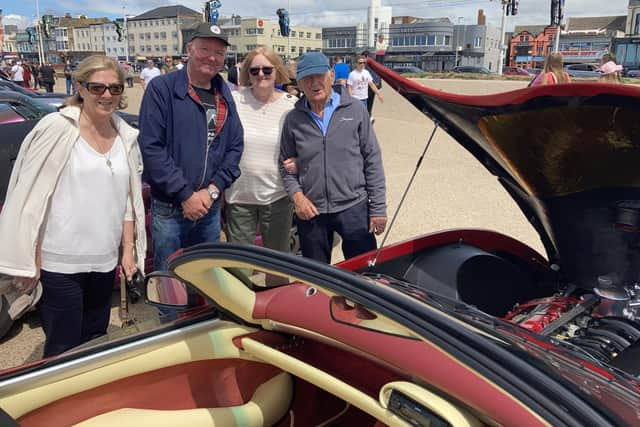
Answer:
[
  {"left": 225, "top": 46, "right": 297, "bottom": 258},
  {"left": 0, "top": 55, "right": 146, "bottom": 357}
]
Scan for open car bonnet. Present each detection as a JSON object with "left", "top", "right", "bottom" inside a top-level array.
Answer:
[{"left": 368, "top": 59, "right": 640, "bottom": 291}]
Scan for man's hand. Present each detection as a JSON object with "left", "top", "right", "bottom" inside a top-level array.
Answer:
[
  {"left": 376, "top": 92, "right": 384, "bottom": 103},
  {"left": 282, "top": 157, "right": 298, "bottom": 175},
  {"left": 181, "top": 190, "right": 210, "bottom": 221},
  {"left": 292, "top": 192, "right": 319, "bottom": 220},
  {"left": 369, "top": 216, "right": 387, "bottom": 235}
]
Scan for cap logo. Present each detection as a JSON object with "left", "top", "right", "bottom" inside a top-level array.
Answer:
[{"left": 210, "top": 25, "right": 221, "bottom": 34}]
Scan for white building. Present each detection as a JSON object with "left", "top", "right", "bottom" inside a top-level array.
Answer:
[{"left": 367, "top": 0, "right": 392, "bottom": 48}]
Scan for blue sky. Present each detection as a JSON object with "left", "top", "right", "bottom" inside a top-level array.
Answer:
[{"left": 2, "top": 0, "right": 630, "bottom": 31}]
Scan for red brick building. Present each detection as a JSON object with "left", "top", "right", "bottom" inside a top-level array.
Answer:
[{"left": 509, "top": 25, "right": 558, "bottom": 69}]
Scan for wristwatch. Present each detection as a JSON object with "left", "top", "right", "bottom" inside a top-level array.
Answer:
[{"left": 207, "top": 187, "right": 220, "bottom": 202}]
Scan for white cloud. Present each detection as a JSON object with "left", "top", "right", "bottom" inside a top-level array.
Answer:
[{"left": 3, "top": 14, "right": 35, "bottom": 29}]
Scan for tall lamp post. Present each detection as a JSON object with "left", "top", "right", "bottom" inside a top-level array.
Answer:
[
  {"left": 123, "top": 5, "right": 130, "bottom": 63},
  {"left": 34, "top": 0, "right": 45, "bottom": 65}
]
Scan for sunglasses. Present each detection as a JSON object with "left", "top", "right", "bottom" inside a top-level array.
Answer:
[
  {"left": 82, "top": 82, "right": 125, "bottom": 96},
  {"left": 249, "top": 66, "right": 274, "bottom": 76},
  {"left": 357, "top": 61, "right": 366, "bottom": 64}
]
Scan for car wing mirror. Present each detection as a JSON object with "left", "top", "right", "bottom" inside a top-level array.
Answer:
[{"left": 145, "top": 272, "right": 189, "bottom": 308}]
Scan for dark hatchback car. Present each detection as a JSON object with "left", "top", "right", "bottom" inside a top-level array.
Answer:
[
  {"left": 502, "top": 67, "right": 531, "bottom": 76},
  {"left": 0, "top": 77, "right": 67, "bottom": 109},
  {"left": 391, "top": 66, "right": 424, "bottom": 74},
  {"left": 452, "top": 66, "right": 494, "bottom": 74}
]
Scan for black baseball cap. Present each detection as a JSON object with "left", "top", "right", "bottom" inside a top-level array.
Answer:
[{"left": 189, "top": 22, "right": 230, "bottom": 46}]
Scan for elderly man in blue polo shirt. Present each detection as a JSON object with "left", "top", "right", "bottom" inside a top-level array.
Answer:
[{"left": 279, "top": 51, "right": 387, "bottom": 264}]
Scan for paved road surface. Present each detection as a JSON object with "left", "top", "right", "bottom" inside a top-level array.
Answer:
[{"left": 0, "top": 76, "right": 541, "bottom": 369}]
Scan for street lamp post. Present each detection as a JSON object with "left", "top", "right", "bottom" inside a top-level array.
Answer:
[
  {"left": 497, "top": 0, "right": 508, "bottom": 75},
  {"left": 34, "top": 0, "right": 45, "bottom": 65},
  {"left": 123, "top": 5, "right": 130, "bottom": 63}
]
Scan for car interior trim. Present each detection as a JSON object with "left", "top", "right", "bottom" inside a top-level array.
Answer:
[
  {"left": 0, "top": 321, "right": 258, "bottom": 418},
  {"left": 240, "top": 336, "right": 413, "bottom": 427}
]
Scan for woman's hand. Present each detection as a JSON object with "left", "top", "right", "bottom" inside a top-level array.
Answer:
[
  {"left": 283, "top": 157, "right": 298, "bottom": 175},
  {"left": 121, "top": 247, "right": 137, "bottom": 282},
  {"left": 13, "top": 267, "right": 40, "bottom": 295}
]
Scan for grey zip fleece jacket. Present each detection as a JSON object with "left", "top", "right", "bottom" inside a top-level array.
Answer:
[{"left": 279, "top": 91, "right": 386, "bottom": 216}]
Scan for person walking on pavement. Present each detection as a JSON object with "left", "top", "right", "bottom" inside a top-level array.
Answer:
[
  {"left": 139, "top": 60, "right": 161, "bottom": 90},
  {"left": 39, "top": 62, "right": 56, "bottom": 93},
  {"left": 347, "top": 55, "right": 383, "bottom": 111},
  {"left": 138, "top": 22, "right": 244, "bottom": 272},
  {"left": 64, "top": 60, "right": 75, "bottom": 95},
  {"left": 279, "top": 52, "right": 387, "bottom": 264}
]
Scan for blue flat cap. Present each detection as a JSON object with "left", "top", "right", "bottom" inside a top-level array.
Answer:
[{"left": 297, "top": 52, "right": 330, "bottom": 80}]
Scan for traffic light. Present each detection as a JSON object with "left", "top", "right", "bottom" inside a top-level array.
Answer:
[
  {"left": 511, "top": 0, "right": 519, "bottom": 16},
  {"left": 551, "top": 0, "right": 564, "bottom": 26},
  {"left": 276, "top": 8, "right": 290, "bottom": 37}
]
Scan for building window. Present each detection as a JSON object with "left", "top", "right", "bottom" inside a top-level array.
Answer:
[
  {"left": 173, "top": 45, "right": 179, "bottom": 52},
  {"left": 245, "top": 28, "right": 264, "bottom": 35},
  {"left": 154, "top": 32, "right": 159, "bottom": 39},
  {"left": 427, "top": 35, "right": 436, "bottom": 45},
  {"left": 146, "top": 32, "right": 151, "bottom": 40},
  {"left": 306, "top": 32, "right": 311, "bottom": 39},
  {"left": 161, "top": 45, "right": 167, "bottom": 52},
  {"left": 635, "top": 13, "right": 640, "bottom": 35},
  {"left": 291, "top": 30, "right": 296, "bottom": 37},
  {"left": 160, "top": 32, "right": 167, "bottom": 39},
  {"left": 316, "top": 33, "right": 321, "bottom": 39},
  {"left": 155, "top": 45, "right": 160, "bottom": 52},
  {"left": 474, "top": 37, "right": 482, "bottom": 48},
  {"left": 172, "top": 31, "right": 178, "bottom": 38}
]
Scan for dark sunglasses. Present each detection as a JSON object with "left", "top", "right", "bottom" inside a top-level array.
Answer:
[
  {"left": 357, "top": 61, "right": 366, "bottom": 64},
  {"left": 82, "top": 82, "right": 125, "bottom": 96},
  {"left": 249, "top": 66, "right": 274, "bottom": 76}
]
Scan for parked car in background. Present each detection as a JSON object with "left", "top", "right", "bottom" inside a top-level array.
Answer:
[
  {"left": 0, "top": 77, "right": 67, "bottom": 109},
  {"left": 525, "top": 68, "right": 543, "bottom": 75},
  {"left": 564, "top": 63, "right": 601, "bottom": 78},
  {"left": 0, "top": 92, "right": 57, "bottom": 124},
  {"left": 502, "top": 67, "right": 531, "bottom": 76},
  {"left": 391, "top": 66, "right": 424, "bottom": 74},
  {"left": 452, "top": 66, "right": 494, "bottom": 74},
  {"left": 626, "top": 69, "right": 640, "bottom": 78}
]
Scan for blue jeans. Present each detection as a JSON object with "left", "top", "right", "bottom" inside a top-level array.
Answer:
[
  {"left": 151, "top": 198, "right": 221, "bottom": 271},
  {"left": 65, "top": 78, "right": 74, "bottom": 95}
]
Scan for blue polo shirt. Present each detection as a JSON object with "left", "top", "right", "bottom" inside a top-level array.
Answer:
[{"left": 305, "top": 90, "right": 341, "bottom": 136}]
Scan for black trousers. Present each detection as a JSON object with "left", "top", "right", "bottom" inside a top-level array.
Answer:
[
  {"left": 297, "top": 199, "right": 376, "bottom": 264},
  {"left": 39, "top": 269, "right": 115, "bottom": 357},
  {"left": 43, "top": 81, "right": 54, "bottom": 93}
]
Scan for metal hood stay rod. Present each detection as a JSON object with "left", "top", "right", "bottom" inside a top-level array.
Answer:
[{"left": 368, "top": 122, "right": 440, "bottom": 269}]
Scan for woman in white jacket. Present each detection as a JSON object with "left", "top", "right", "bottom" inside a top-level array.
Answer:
[{"left": 0, "top": 55, "right": 146, "bottom": 357}]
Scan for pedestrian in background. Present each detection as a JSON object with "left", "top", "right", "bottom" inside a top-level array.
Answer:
[
  {"left": 32, "top": 62, "right": 41, "bottom": 90},
  {"left": 161, "top": 56, "right": 175, "bottom": 75},
  {"left": 21, "top": 61, "right": 32, "bottom": 88},
  {"left": 226, "top": 46, "right": 296, "bottom": 255},
  {"left": 598, "top": 53, "right": 623, "bottom": 84},
  {"left": 64, "top": 60, "right": 75, "bottom": 95},
  {"left": 138, "top": 23, "right": 243, "bottom": 272},
  {"left": 281, "top": 58, "right": 300, "bottom": 97},
  {"left": 530, "top": 53, "right": 571, "bottom": 86},
  {"left": 139, "top": 59, "right": 161, "bottom": 90},
  {"left": 279, "top": 52, "right": 387, "bottom": 264},
  {"left": 333, "top": 56, "right": 350, "bottom": 87},
  {"left": 348, "top": 55, "right": 383, "bottom": 116},
  {"left": 39, "top": 62, "right": 56, "bottom": 93},
  {"left": 125, "top": 63, "right": 135, "bottom": 88},
  {"left": 375, "top": 34, "right": 388, "bottom": 64},
  {"left": 0, "top": 55, "right": 146, "bottom": 357},
  {"left": 10, "top": 61, "right": 24, "bottom": 87}
]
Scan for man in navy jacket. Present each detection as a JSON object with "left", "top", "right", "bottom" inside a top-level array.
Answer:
[{"left": 139, "top": 23, "right": 244, "bottom": 270}]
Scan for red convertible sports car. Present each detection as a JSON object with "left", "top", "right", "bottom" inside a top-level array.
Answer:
[{"left": 1, "top": 61, "right": 640, "bottom": 426}]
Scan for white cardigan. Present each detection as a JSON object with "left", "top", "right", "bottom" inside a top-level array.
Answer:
[{"left": 0, "top": 106, "right": 147, "bottom": 277}]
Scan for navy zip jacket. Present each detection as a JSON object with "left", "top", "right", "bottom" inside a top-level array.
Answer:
[{"left": 138, "top": 68, "right": 243, "bottom": 204}]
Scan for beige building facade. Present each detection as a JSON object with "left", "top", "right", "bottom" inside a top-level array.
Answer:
[{"left": 222, "top": 17, "right": 322, "bottom": 61}]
